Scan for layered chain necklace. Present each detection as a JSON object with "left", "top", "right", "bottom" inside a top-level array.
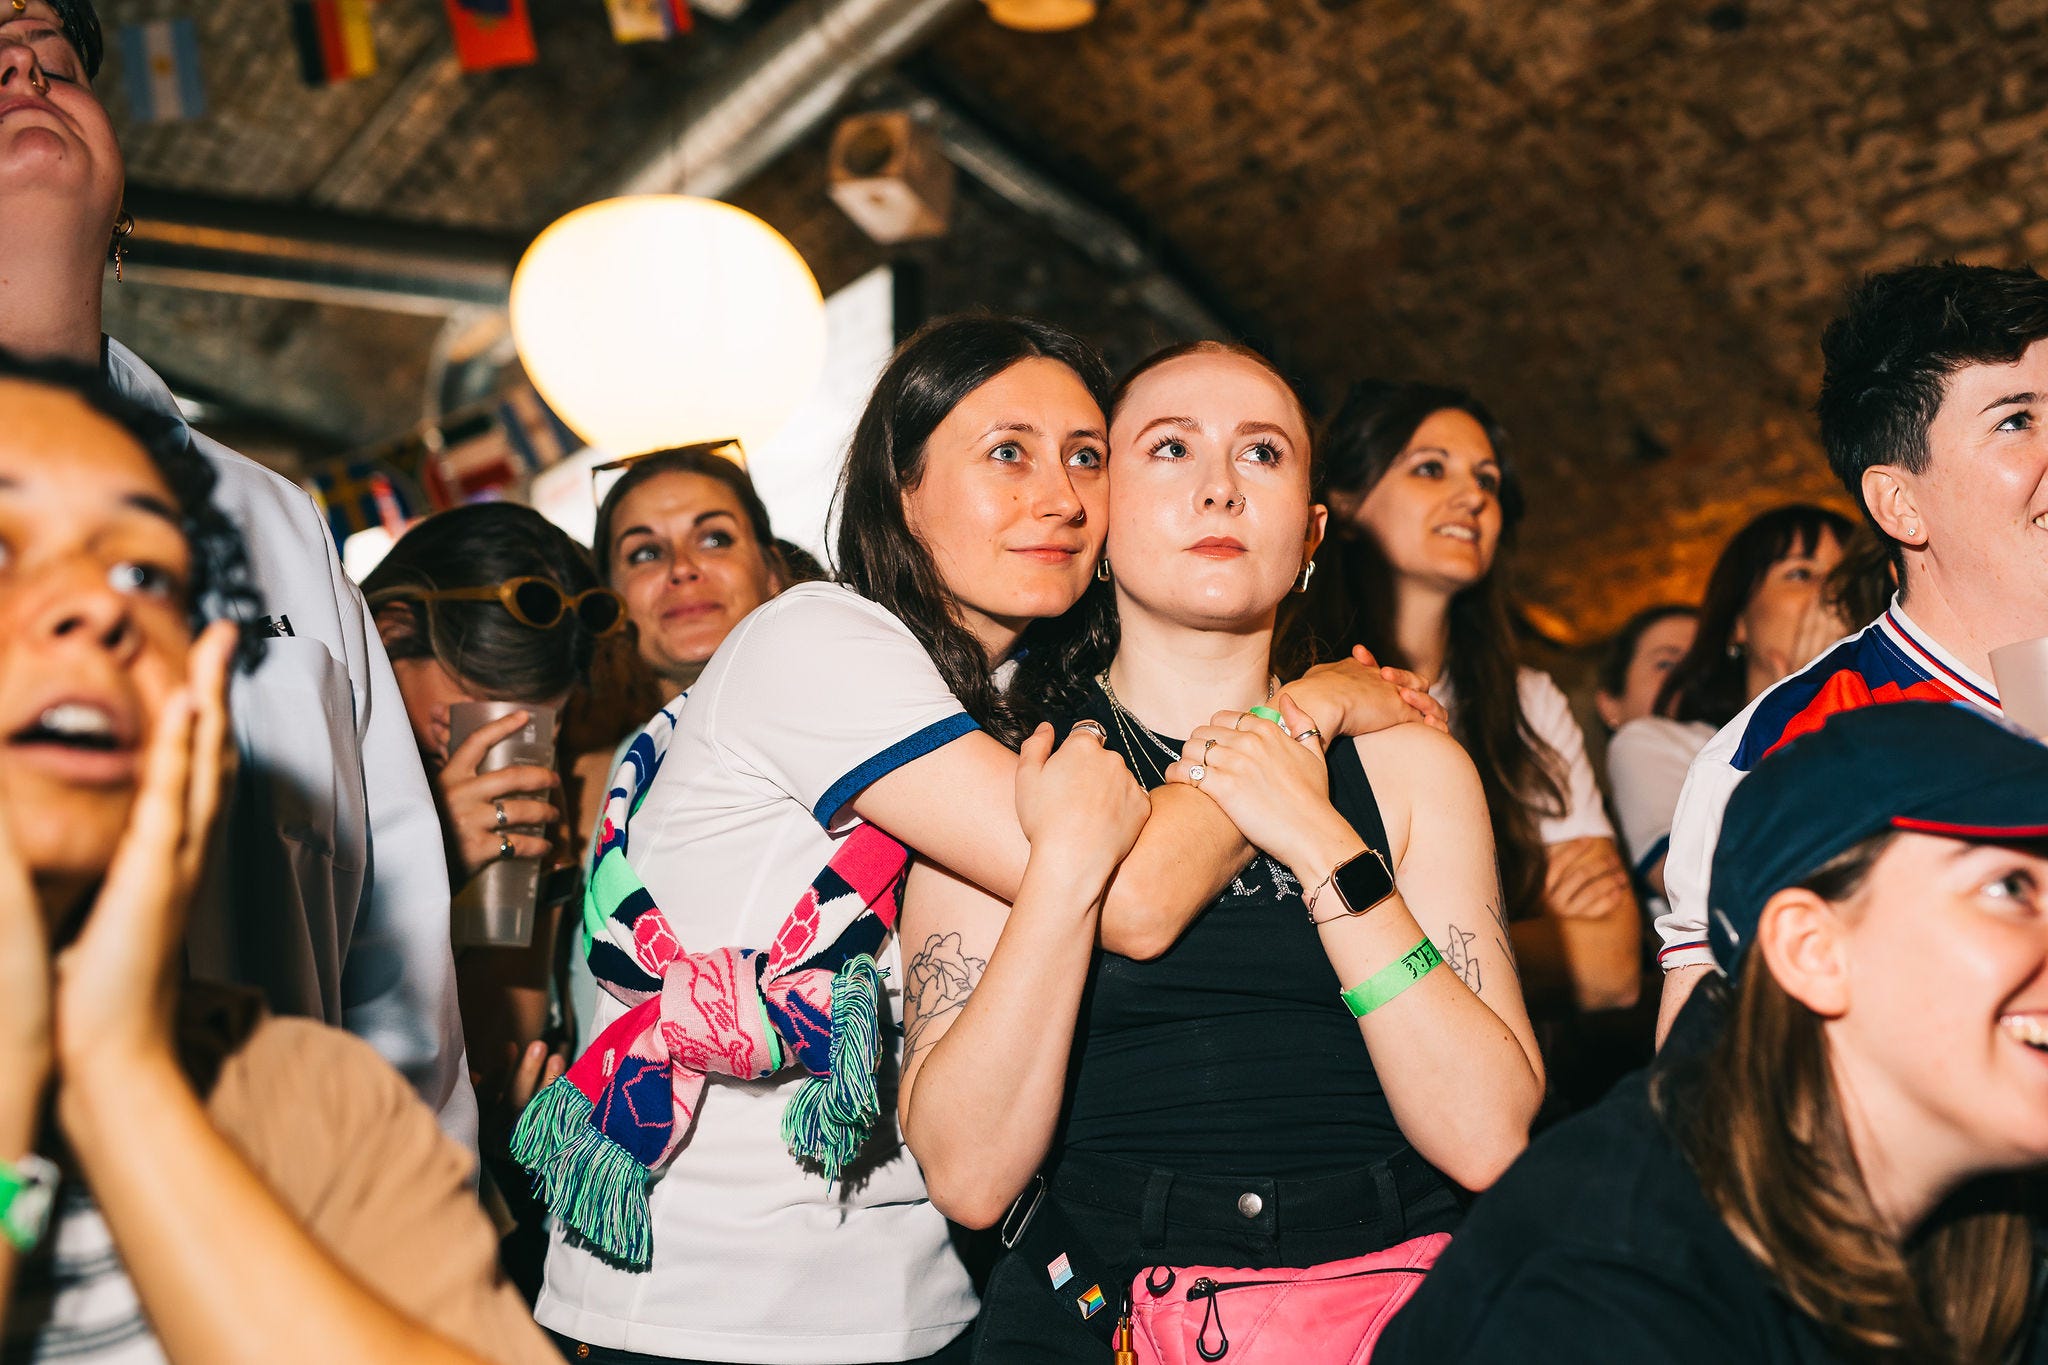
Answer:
[{"left": 1094, "top": 669, "right": 1278, "bottom": 788}]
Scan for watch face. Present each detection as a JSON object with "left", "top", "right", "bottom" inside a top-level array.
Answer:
[{"left": 1333, "top": 847, "right": 1396, "bottom": 916}]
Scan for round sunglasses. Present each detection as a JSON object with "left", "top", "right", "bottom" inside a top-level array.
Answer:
[{"left": 375, "top": 577, "right": 627, "bottom": 636}]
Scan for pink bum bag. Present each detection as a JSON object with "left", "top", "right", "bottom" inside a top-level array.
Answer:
[{"left": 1127, "top": 1232, "right": 1449, "bottom": 1364}]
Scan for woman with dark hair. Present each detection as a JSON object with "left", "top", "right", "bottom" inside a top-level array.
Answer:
[
  {"left": 362, "top": 504, "right": 623, "bottom": 1133},
  {"left": 0, "top": 350, "right": 554, "bottom": 1365},
  {"left": 1375, "top": 701, "right": 2048, "bottom": 1365},
  {"left": 898, "top": 342, "right": 1541, "bottom": 1363},
  {"left": 1607, "top": 505, "right": 1851, "bottom": 908},
  {"left": 525, "top": 316, "right": 1434, "bottom": 1364},
  {"left": 1593, "top": 604, "right": 1698, "bottom": 733},
  {"left": 1292, "top": 382, "right": 1639, "bottom": 1019}
]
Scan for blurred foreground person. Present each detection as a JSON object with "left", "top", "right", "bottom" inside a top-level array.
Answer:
[
  {"left": 0, "top": 352, "right": 552, "bottom": 1365},
  {"left": 0, "top": 0, "right": 472, "bottom": 1140},
  {"left": 1656, "top": 263, "right": 2048, "bottom": 1043},
  {"left": 1376, "top": 701, "right": 2048, "bottom": 1365}
]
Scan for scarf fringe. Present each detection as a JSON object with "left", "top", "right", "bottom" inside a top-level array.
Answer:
[
  {"left": 780, "top": 954, "right": 884, "bottom": 1183},
  {"left": 510, "top": 1078, "right": 654, "bottom": 1269}
]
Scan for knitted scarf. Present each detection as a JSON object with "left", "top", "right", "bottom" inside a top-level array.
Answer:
[{"left": 511, "top": 698, "right": 911, "bottom": 1268}]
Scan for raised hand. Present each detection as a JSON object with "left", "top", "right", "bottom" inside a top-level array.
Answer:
[
  {"left": 1278, "top": 651, "right": 1447, "bottom": 745},
  {"left": 52, "top": 621, "right": 237, "bottom": 1081},
  {"left": 437, "top": 711, "right": 559, "bottom": 881},
  {"left": 1013, "top": 723, "right": 1148, "bottom": 887}
]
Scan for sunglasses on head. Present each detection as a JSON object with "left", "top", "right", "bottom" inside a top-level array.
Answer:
[
  {"left": 589, "top": 438, "right": 747, "bottom": 504},
  {"left": 375, "top": 578, "right": 627, "bottom": 636}
]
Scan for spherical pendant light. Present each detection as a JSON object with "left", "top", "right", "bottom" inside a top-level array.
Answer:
[
  {"left": 510, "top": 196, "right": 827, "bottom": 458},
  {"left": 984, "top": 0, "right": 1096, "bottom": 32}
]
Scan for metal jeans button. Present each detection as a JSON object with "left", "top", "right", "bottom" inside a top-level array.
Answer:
[{"left": 1236, "top": 1191, "right": 1263, "bottom": 1218}]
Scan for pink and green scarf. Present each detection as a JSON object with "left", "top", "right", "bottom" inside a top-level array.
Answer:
[{"left": 511, "top": 698, "right": 911, "bottom": 1268}]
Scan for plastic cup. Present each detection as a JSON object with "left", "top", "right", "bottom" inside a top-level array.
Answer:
[
  {"left": 447, "top": 700, "right": 557, "bottom": 948},
  {"left": 1990, "top": 636, "right": 2048, "bottom": 740}
]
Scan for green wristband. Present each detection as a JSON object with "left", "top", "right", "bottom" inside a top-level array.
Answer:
[
  {"left": 1247, "top": 705, "right": 1285, "bottom": 726},
  {"left": 1341, "top": 938, "right": 1443, "bottom": 1018}
]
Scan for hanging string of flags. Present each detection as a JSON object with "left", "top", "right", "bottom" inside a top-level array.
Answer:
[{"left": 117, "top": 0, "right": 693, "bottom": 123}]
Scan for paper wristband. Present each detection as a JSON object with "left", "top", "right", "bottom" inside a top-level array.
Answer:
[{"left": 1341, "top": 938, "right": 1443, "bottom": 1018}]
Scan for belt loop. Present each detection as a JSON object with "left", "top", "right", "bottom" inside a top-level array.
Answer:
[
  {"left": 1139, "top": 1168, "right": 1175, "bottom": 1250},
  {"left": 1370, "top": 1158, "right": 1404, "bottom": 1244}
]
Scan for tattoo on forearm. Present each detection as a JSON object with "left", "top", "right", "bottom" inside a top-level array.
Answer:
[
  {"left": 1440, "top": 923, "right": 1482, "bottom": 993},
  {"left": 903, "top": 931, "right": 988, "bottom": 1059}
]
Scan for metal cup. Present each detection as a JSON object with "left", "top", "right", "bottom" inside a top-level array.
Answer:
[
  {"left": 447, "top": 700, "right": 558, "bottom": 948},
  {"left": 1991, "top": 637, "right": 2048, "bottom": 740}
]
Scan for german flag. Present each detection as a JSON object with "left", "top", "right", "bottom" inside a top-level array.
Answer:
[{"left": 289, "top": 0, "right": 376, "bottom": 86}]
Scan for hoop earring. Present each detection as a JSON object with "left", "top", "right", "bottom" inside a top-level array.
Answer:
[
  {"left": 1294, "top": 559, "right": 1316, "bottom": 594},
  {"left": 109, "top": 210, "right": 134, "bottom": 283},
  {"left": 1096, "top": 557, "right": 1111, "bottom": 583}
]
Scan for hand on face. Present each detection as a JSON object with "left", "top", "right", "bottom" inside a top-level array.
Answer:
[
  {"left": 436, "top": 709, "right": 560, "bottom": 883},
  {"left": 1013, "top": 722, "right": 1148, "bottom": 889},
  {"left": 48, "top": 620, "right": 235, "bottom": 1087}
]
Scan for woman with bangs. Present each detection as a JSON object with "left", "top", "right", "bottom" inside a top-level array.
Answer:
[
  {"left": 526, "top": 318, "right": 1440, "bottom": 1365},
  {"left": 895, "top": 341, "right": 1545, "bottom": 1363}
]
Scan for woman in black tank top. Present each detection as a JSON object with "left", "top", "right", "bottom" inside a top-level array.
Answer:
[{"left": 895, "top": 343, "right": 1548, "bottom": 1363}]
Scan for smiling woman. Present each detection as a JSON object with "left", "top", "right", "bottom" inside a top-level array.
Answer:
[{"left": 0, "top": 349, "right": 555, "bottom": 1365}]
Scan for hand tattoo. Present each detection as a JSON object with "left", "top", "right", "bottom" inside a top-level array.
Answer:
[{"left": 903, "top": 931, "right": 987, "bottom": 1059}]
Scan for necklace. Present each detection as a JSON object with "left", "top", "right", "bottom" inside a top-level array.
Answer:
[{"left": 1095, "top": 668, "right": 1278, "bottom": 786}]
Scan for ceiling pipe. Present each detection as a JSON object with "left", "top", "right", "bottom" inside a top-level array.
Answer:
[
  {"left": 610, "top": 0, "right": 977, "bottom": 200},
  {"left": 117, "top": 186, "right": 522, "bottom": 315}
]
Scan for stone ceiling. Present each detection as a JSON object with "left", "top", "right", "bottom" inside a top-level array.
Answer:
[{"left": 92, "top": 0, "right": 2048, "bottom": 637}]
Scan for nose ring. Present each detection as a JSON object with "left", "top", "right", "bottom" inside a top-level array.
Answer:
[
  {"left": 1225, "top": 494, "right": 1244, "bottom": 512},
  {"left": 27, "top": 68, "right": 47, "bottom": 95}
]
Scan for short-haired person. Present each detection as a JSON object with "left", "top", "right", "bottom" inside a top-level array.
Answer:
[
  {"left": 0, "top": 0, "right": 472, "bottom": 1138},
  {"left": 1593, "top": 604, "right": 1697, "bottom": 734},
  {"left": 1295, "top": 382, "right": 1640, "bottom": 1019},
  {"left": 898, "top": 342, "right": 1542, "bottom": 1362},
  {"left": 524, "top": 317, "right": 1437, "bottom": 1363},
  {"left": 1373, "top": 701, "right": 2048, "bottom": 1365},
  {"left": 1656, "top": 261, "right": 2048, "bottom": 1043},
  {"left": 1609, "top": 505, "right": 1850, "bottom": 905},
  {"left": 0, "top": 351, "right": 553, "bottom": 1365}
]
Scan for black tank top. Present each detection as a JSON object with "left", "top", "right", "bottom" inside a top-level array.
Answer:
[{"left": 1054, "top": 683, "right": 1419, "bottom": 1179}]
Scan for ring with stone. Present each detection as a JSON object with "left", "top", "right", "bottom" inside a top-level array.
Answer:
[
  {"left": 1188, "top": 765, "right": 1207, "bottom": 787},
  {"left": 494, "top": 800, "right": 508, "bottom": 829},
  {"left": 1200, "top": 738, "right": 1218, "bottom": 765},
  {"left": 497, "top": 832, "right": 514, "bottom": 860}
]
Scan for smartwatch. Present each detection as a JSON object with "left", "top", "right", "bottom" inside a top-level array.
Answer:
[
  {"left": 0, "top": 1153, "right": 58, "bottom": 1253},
  {"left": 1310, "top": 846, "right": 1397, "bottom": 924}
]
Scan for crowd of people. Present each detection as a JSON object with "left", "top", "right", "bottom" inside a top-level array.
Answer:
[{"left": 1, "top": 0, "right": 2046, "bottom": 1362}]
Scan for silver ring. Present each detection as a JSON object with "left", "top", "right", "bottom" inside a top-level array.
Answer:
[
  {"left": 1188, "top": 765, "right": 1207, "bottom": 786},
  {"left": 493, "top": 800, "right": 508, "bottom": 829},
  {"left": 1298, "top": 726, "right": 1323, "bottom": 745},
  {"left": 497, "top": 832, "right": 514, "bottom": 861},
  {"left": 1200, "top": 738, "right": 1217, "bottom": 764},
  {"left": 1070, "top": 719, "right": 1109, "bottom": 743}
]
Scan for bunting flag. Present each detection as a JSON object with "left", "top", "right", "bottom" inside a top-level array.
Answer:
[
  {"left": 603, "top": 0, "right": 690, "bottom": 44},
  {"left": 288, "top": 0, "right": 377, "bottom": 87},
  {"left": 442, "top": 0, "right": 537, "bottom": 72},
  {"left": 118, "top": 19, "right": 205, "bottom": 123}
]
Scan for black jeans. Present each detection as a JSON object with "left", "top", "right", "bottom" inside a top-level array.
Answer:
[
  {"left": 972, "top": 1149, "right": 1462, "bottom": 1363},
  {"left": 545, "top": 1327, "right": 975, "bottom": 1365}
]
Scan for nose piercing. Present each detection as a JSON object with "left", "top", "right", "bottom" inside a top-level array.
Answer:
[
  {"left": 1225, "top": 494, "right": 1244, "bottom": 511},
  {"left": 27, "top": 68, "right": 46, "bottom": 95},
  {"left": 9, "top": 3, "right": 24, "bottom": 14}
]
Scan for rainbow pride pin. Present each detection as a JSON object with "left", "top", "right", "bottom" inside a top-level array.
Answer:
[{"left": 1077, "top": 1284, "right": 1107, "bottom": 1319}]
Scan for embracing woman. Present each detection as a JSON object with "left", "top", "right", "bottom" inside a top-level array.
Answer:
[{"left": 895, "top": 342, "right": 1545, "bottom": 1364}]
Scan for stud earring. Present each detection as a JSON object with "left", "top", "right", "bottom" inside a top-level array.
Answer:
[
  {"left": 109, "top": 210, "right": 134, "bottom": 283},
  {"left": 1095, "top": 558, "right": 1111, "bottom": 583}
]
